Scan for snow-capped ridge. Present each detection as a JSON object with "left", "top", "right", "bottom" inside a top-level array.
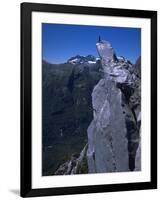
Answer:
[{"left": 67, "top": 55, "right": 99, "bottom": 65}]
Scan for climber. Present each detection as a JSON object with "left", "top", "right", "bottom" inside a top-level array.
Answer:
[{"left": 98, "top": 35, "right": 101, "bottom": 43}]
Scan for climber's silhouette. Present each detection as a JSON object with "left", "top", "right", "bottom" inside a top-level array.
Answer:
[{"left": 98, "top": 35, "right": 101, "bottom": 42}]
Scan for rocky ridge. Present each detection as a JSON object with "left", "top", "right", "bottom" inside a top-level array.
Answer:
[
  {"left": 55, "top": 144, "right": 88, "bottom": 175},
  {"left": 67, "top": 54, "right": 100, "bottom": 65}
]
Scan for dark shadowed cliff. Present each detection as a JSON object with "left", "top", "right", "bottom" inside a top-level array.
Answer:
[{"left": 42, "top": 57, "right": 102, "bottom": 175}]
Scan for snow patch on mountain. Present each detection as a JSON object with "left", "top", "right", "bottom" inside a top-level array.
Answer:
[{"left": 67, "top": 55, "right": 99, "bottom": 65}]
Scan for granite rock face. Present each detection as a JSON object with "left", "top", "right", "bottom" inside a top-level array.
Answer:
[{"left": 87, "top": 40, "right": 141, "bottom": 173}]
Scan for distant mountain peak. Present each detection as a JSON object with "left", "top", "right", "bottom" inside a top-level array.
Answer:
[{"left": 67, "top": 55, "right": 99, "bottom": 65}]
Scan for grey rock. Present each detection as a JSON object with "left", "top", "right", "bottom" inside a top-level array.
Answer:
[
  {"left": 87, "top": 39, "right": 141, "bottom": 173},
  {"left": 135, "top": 142, "right": 141, "bottom": 171}
]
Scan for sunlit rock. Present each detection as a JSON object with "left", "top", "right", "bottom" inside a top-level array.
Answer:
[{"left": 87, "top": 39, "right": 141, "bottom": 173}]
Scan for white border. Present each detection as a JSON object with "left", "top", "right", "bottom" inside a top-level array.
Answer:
[{"left": 32, "top": 12, "right": 151, "bottom": 189}]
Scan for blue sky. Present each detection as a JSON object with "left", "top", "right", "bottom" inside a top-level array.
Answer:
[{"left": 42, "top": 23, "right": 141, "bottom": 64}]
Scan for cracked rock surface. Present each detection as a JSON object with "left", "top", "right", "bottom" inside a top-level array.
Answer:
[{"left": 87, "top": 40, "right": 141, "bottom": 173}]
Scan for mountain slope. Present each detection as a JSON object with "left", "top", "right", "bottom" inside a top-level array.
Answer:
[{"left": 42, "top": 59, "right": 102, "bottom": 175}]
